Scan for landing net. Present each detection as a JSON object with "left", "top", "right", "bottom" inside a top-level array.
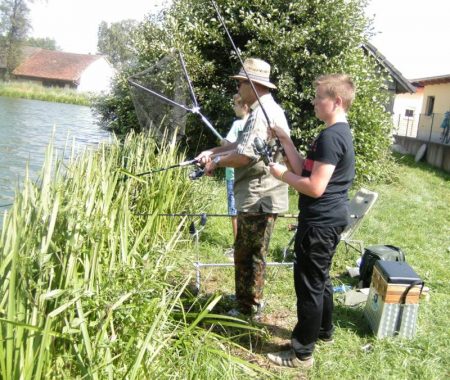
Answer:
[
  {"left": 129, "top": 52, "right": 191, "bottom": 141},
  {"left": 128, "top": 50, "right": 222, "bottom": 143}
]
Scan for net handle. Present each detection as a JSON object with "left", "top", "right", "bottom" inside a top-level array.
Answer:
[{"left": 129, "top": 77, "right": 223, "bottom": 140}]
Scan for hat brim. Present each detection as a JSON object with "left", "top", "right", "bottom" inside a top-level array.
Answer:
[{"left": 230, "top": 74, "right": 277, "bottom": 89}]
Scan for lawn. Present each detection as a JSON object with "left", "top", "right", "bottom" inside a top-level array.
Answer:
[
  {"left": 1, "top": 132, "right": 448, "bottom": 379},
  {"left": 186, "top": 153, "right": 450, "bottom": 380}
]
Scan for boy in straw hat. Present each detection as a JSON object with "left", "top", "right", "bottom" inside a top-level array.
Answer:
[
  {"left": 196, "top": 58, "right": 290, "bottom": 318},
  {"left": 266, "top": 74, "right": 356, "bottom": 369}
]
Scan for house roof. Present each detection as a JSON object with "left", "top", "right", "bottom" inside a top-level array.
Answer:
[
  {"left": 12, "top": 49, "right": 103, "bottom": 83},
  {"left": 362, "top": 42, "right": 416, "bottom": 94},
  {"left": 410, "top": 74, "right": 450, "bottom": 86}
]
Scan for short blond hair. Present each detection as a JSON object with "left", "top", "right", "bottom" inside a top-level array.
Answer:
[{"left": 313, "top": 74, "right": 356, "bottom": 111}]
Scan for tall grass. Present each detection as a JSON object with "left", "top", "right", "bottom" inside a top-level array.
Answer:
[
  {"left": 0, "top": 81, "right": 91, "bottom": 105},
  {"left": 0, "top": 132, "right": 266, "bottom": 379}
]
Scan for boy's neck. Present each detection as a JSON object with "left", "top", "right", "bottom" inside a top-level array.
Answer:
[{"left": 324, "top": 110, "right": 347, "bottom": 127}]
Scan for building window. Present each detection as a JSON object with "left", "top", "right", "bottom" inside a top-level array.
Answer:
[
  {"left": 405, "top": 109, "right": 414, "bottom": 117},
  {"left": 425, "top": 96, "right": 435, "bottom": 115}
]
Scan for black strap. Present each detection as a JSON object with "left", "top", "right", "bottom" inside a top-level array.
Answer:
[{"left": 394, "top": 280, "right": 424, "bottom": 335}]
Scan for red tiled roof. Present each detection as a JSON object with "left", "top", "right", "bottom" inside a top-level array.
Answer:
[{"left": 13, "top": 49, "right": 102, "bottom": 82}]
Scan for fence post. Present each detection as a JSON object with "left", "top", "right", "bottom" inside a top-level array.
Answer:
[{"left": 428, "top": 113, "right": 435, "bottom": 143}]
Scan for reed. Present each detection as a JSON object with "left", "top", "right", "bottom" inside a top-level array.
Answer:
[
  {"left": 0, "top": 132, "right": 266, "bottom": 379},
  {"left": 0, "top": 81, "right": 91, "bottom": 105}
]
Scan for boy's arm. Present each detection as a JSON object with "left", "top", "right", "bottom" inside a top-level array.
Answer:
[{"left": 269, "top": 160, "right": 335, "bottom": 198}]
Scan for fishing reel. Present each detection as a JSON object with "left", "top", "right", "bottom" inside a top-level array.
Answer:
[
  {"left": 189, "top": 167, "right": 205, "bottom": 180},
  {"left": 253, "top": 136, "right": 286, "bottom": 165},
  {"left": 252, "top": 136, "right": 274, "bottom": 165}
]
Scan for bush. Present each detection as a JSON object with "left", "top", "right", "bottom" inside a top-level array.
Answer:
[{"left": 95, "top": 0, "right": 395, "bottom": 184}]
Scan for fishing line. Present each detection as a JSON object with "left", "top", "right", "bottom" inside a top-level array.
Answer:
[{"left": 210, "top": 0, "right": 284, "bottom": 158}]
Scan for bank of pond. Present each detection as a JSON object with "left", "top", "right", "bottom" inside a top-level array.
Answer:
[{"left": 0, "top": 81, "right": 92, "bottom": 106}]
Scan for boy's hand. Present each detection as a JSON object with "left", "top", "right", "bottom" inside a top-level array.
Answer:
[
  {"left": 268, "top": 123, "right": 289, "bottom": 142},
  {"left": 269, "top": 162, "right": 287, "bottom": 179}
]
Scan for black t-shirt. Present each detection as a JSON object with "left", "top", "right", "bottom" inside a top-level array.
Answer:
[{"left": 298, "top": 122, "right": 355, "bottom": 227}]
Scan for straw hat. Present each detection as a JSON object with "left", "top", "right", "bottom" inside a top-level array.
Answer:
[{"left": 230, "top": 58, "right": 277, "bottom": 89}]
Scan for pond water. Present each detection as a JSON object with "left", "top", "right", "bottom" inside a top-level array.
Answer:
[{"left": 0, "top": 96, "right": 111, "bottom": 208}]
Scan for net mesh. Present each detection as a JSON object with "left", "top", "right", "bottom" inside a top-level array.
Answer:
[{"left": 129, "top": 52, "right": 193, "bottom": 141}]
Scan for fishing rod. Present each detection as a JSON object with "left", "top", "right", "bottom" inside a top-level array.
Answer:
[
  {"left": 121, "top": 150, "right": 231, "bottom": 180},
  {"left": 120, "top": 158, "right": 206, "bottom": 181},
  {"left": 134, "top": 158, "right": 198, "bottom": 177},
  {"left": 158, "top": 213, "right": 298, "bottom": 218},
  {"left": 211, "top": 0, "right": 284, "bottom": 160}
]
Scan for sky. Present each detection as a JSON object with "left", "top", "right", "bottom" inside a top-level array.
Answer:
[
  {"left": 365, "top": 0, "right": 450, "bottom": 79},
  {"left": 29, "top": 0, "right": 170, "bottom": 54},
  {"left": 29, "top": 0, "right": 450, "bottom": 80}
]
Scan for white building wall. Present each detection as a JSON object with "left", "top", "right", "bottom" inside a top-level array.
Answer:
[
  {"left": 392, "top": 88, "right": 423, "bottom": 137},
  {"left": 417, "top": 82, "right": 450, "bottom": 142},
  {"left": 77, "top": 57, "right": 115, "bottom": 94}
]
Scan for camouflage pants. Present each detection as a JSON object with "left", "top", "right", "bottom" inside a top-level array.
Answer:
[{"left": 234, "top": 212, "right": 277, "bottom": 313}]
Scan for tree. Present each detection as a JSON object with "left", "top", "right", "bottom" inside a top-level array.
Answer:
[
  {"left": 25, "top": 36, "right": 59, "bottom": 50},
  {"left": 95, "top": 0, "right": 395, "bottom": 184},
  {"left": 0, "top": 0, "right": 32, "bottom": 78},
  {"left": 97, "top": 19, "right": 139, "bottom": 69}
]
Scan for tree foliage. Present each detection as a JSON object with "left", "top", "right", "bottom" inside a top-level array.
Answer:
[
  {"left": 25, "top": 36, "right": 59, "bottom": 50},
  {"left": 97, "top": 19, "right": 139, "bottom": 68},
  {"left": 0, "top": 0, "right": 32, "bottom": 77},
  {"left": 95, "top": 0, "right": 396, "bottom": 184}
]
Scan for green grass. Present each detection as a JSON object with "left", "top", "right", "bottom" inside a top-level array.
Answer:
[
  {"left": 1, "top": 129, "right": 449, "bottom": 380},
  {"left": 0, "top": 80, "right": 91, "bottom": 105},
  {"left": 189, "top": 153, "right": 450, "bottom": 379}
]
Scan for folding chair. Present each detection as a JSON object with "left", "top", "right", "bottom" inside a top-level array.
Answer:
[
  {"left": 341, "top": 188, "right": 378, "bottom": 254},
  {"left": 282, "top": 188, "right": 379, "bottom": 258}
]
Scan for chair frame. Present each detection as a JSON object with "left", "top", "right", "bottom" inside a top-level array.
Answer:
[{"left": 282, "top": 188, "right": 379, "bottom": 259}]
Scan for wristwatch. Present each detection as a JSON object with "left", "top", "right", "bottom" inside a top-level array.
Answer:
[{"left": 213, "top": 156, "right": 221, "bottom": 167}]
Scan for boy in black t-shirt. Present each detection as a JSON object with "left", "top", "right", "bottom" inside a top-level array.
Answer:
[{"left": 267, "top": 74, "right": 356, "bottom": 369}]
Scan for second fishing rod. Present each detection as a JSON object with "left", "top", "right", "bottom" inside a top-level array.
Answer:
[
  {"left": 211, "top": 0, "right": 285, "bottom": 163},
  {"left": 122, "top": 153, "right": 227, "bottom": 181}
]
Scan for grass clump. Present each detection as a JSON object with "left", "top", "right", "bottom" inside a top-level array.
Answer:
[
  {"left": 0, "top": 81, "right": 91, "bottom": 105},
  {"left": 0, "top": 132, "right": 269, "bottom": 379}
]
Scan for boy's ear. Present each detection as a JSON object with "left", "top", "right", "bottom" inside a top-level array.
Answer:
[{"left": 335, "top": 96, "right": 344, "bottom": 107}]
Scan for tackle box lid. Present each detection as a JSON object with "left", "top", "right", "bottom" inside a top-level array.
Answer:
[{"left": 374, "top": 261, "right": 422, "bottom": 284}]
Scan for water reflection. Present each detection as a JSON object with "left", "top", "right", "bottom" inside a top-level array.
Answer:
[{"left": 0, "top": 96, "right": 111, "bottom": 207}]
